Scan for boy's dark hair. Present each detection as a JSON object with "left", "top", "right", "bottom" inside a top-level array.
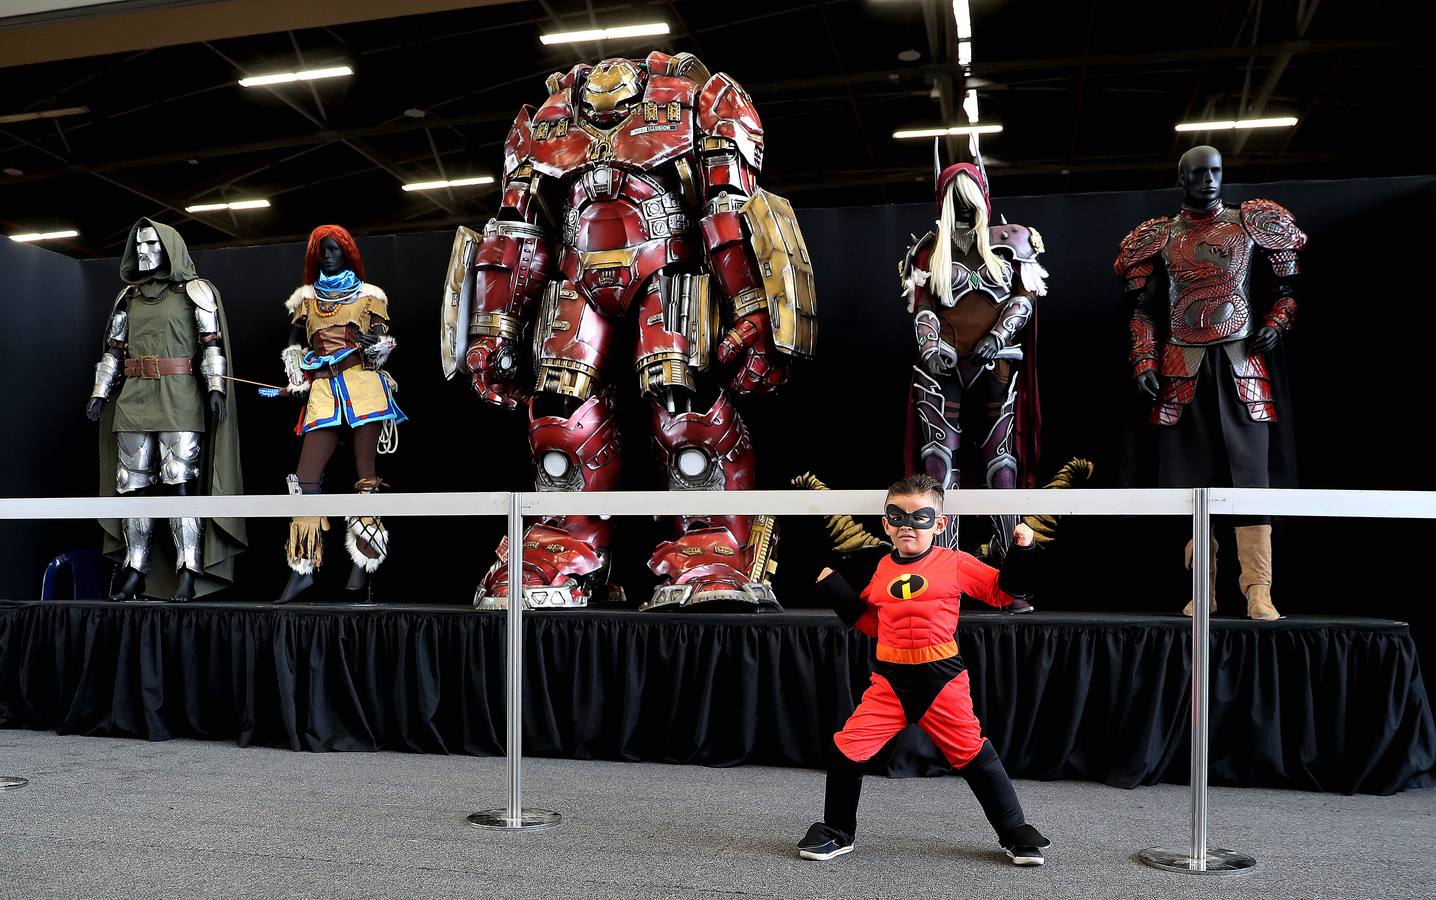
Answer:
[{"left": 886, "top": 474, "right": 944, "bottom": 504}]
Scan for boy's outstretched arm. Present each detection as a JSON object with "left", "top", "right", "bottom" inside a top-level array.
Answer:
[
  {"left": 814, "top": 568, "right": 879, "bottom": 637},
  {"left": 962, "top": 524, "right": 1039, "bottom": 607}
]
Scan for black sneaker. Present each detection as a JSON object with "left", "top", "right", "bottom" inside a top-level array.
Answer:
[
  {"left": 1007, "top": 597, "right": 1036, "bottom": 615},
  {"left": 1001, "top": 823, "right": 1050, "bottom": 866},
  {"left": 798, "top": 822, "right": 854, "bottom": 861}
]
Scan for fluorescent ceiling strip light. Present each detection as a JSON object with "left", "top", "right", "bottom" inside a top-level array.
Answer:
[
  {"left": 954, "top": 0, "right": 972, "bottom": 40},
  {"left": 401, "top": 176, "right": 495, "bottom": 192},
  {"left": 185, "top": 199, "right": 271, "bottom": 212},
  {"left": 893, "top": 124, "right": 1003, "bottom": 140},
  {"left": 238, "top": 66, "right": 353, "bottom": 88},
  {"left": 9, "top": 229, "right": 78, "bottom": 242},
  {"left": 1174, "top": 116, "right": 1298, "bottom": 132},
  {"left": 540, "top": 23, "right": 669, "bottom": 45}
]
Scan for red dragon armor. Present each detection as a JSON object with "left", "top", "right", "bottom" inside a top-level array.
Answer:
[
  {"left": 1116, "top": 199, "right": 1305, "bottom": 425},
  {"left": 900, "top": 163, "right": 1047, "bottom": 559},
  {"left": 441, "top": 51, "right": 816, "bottom": 610}
]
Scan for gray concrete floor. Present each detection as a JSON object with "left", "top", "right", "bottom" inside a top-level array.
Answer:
[{"left": 0, "top": 729, "right": 1432, "bottom": 899}]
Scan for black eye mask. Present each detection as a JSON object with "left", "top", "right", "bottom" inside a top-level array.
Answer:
[{"left": 885, "top": 505, "right": 939, "bottom": 530}]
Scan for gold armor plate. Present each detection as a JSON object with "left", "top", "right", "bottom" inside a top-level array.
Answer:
[
  {"left": 738, "top": 189, "right": 817, "bottom": 359},
  {"left": 441, "top": 225, "right": 481, "bottom": 379}
]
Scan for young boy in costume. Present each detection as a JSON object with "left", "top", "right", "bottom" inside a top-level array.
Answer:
[{"left": 798, "top": 473, "right": 1050, "bottom": 865}]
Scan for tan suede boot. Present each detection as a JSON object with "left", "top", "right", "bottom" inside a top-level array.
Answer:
[
  {"left": 1235, "top": 524, "right": 1279, "bottom": 621},
  {"left": 1182, "top": 534, "right": 1218, "bottom": 616}
]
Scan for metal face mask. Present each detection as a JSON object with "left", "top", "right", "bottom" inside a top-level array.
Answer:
[
  {"left": 885, "top": 504, "right": 940, "bottom": 531},
  {"left": 580, "top": 59, "right": 642, "bottom": 122},
  {"left": 135, "top": 226, "right": 164, "bottom": 272}
]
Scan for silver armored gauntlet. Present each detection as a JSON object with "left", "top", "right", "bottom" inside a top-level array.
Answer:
[
  {"left": 199, "top": 345, "right": 227, "bottom": 393},
  {"left": 92, "top": 353, "right": 122, "bottom": 400}
]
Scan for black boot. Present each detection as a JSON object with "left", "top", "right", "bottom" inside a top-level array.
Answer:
[
  {"left": 276, "top": 569, "right": 315, "bottom": 604},
  {"left": 111, "top": 566, "right": 146, "bottom": 602},
  {"left": 172, "top": 569, "right": 197, "bottom": 603},
  {"left": 345, "top": 563, "right": 371, "bottom": 594}
]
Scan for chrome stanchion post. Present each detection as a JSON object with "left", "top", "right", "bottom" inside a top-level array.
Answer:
[
  {"left": 1140, "top": 488, "right": 1256, "bottom": 875},
  {"left": 468, "top": 491, "right": 561, "bottom": 832}
]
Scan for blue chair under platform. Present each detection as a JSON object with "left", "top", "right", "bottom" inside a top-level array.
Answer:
[{"left": 40, "top": 549, "right": 115, "bottom": 602}]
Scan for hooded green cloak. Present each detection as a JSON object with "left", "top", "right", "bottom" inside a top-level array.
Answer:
[{"left": 97, "top": 218, "right": 247, "bottom": 596}]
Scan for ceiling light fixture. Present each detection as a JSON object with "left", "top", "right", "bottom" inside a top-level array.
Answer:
[
  {"left": 401, "top": 176, "right": 495, "bottom": 192},
  {"left": 894, "top": 124, "right": 1002, "bottom": 140},
  {"left": 185, "top": 199, "right": 271, "bottom": 212},
  {"left": 1174, "top": 116, "right": 1298, "bottom": 133},
  {"left": 540, "top": 23, "right": 670, "bottom": 45},
  {"left": 238, "top": 66, "right": 353, "bottom": 88},
  {"left": 9, "top": 229, "right": 79, "bottom": 242}
]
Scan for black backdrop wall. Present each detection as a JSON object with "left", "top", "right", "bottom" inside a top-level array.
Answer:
[
  {"left": 6, "top": 175, "right": 1435, "bottom": 677},
  {"left": 1, "top": 237, "right": 98, "bottom": 599}
]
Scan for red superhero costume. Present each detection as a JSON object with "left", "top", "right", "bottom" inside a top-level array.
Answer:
[
  {"left": 830, "top": 545, "right": 1024, "bottom": 766},
  {"left": 809, "top": 541, "right": 1043, "bottom": 854},
  {"left": 440, "top": 51, "right": 815, "bottom": 611}
]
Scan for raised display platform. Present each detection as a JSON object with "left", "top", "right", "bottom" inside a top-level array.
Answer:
[{"left": 0, "top": 599, "right": 1430, "bottom": 793}]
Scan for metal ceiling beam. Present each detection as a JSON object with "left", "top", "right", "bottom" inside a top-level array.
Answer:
[
  {"left": 772, "top": 151, "right": 1342, "bottom": 193},
  {"left": 0, "top": 122, "right": 251, "bottom": 240},
  {"left": 1, "top": 110, "right": 516, "bottom": 185},
  {"left": 1, "top": 36, "right": 1398, "bottom": 188},
  {"left": 1233, "top": 0, "right": 1321, "bottom": 154},
  {"left": 0, "top": 0, "right": 516, "bottom": 69},
  {"left": 204, "top": 41, "right": 460, "bottom": 217},
  {"left": 920, "top": 0, "right": 962, "bottom": 163},
  {"left": 743, "top": 39, "right": 1407, "bottom": 95}
]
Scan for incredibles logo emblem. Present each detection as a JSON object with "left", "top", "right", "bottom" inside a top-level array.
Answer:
[{"left": 887, "top": 572, "right": 928, "bottom": 600}]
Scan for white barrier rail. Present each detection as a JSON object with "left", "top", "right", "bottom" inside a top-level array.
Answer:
[
  {"left": 0, "top": 488, "right": 1192, "bottom": 520},
  {"left": 7, "top": 486, "right": 1432, "bottom": 521},
  {"left": 521, "top": 488, "right": 1195, "bottom": 517},
  {"left": 0, "top": 492, "right": 511, "bottom": 519},
  {"left": 1211, "top": 488, "right": 1436, "bottom": 519}
]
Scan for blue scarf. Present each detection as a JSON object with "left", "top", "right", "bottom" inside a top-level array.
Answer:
[{"left": 315, "top": 268, "right": 362, "bottom": 301}]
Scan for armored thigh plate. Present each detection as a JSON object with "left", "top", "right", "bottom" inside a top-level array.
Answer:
[
  {"left": 158, "top": 431, "right": 202, "bottom": 485},
  {"left": 115, "top": 432, "right": 158, "bottom": 493},
  {"left": 534, "top": 281, "right": 612, "bottom": 402}
]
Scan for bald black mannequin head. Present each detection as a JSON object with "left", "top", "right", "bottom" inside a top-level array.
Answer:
[{"left": 1178, "top": 145, "right": 1223, "bottom": 210}]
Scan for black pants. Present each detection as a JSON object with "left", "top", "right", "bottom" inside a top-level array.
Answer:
[
  {"left": 823, "top": 737, "right": 1026, "bottom": 842},
  {"left": 1157, "top": 352, "right": 1271, "bottom": 526}
]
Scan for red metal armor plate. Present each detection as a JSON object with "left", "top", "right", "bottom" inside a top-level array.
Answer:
[{"left": 1162, "top": 212, "right": 1255, "bottom": 345}]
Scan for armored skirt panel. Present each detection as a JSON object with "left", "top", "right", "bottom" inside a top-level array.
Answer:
[
  {"left": 111, "top": 286, "right": 205, "bottom": 434},
  {"left": 299, "top": 368, "right": 403, "bottom": 433}
]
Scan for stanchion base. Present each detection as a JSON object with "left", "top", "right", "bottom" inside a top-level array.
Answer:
[
  {"left": 467, "top": 809, "right": 562, "bottom": 831},
  {"left": 1139, "top": 847, "right": 1258, "bottom": 875},
  {"left": 1, "top": 776, "right": 29, "bottom": 790}
]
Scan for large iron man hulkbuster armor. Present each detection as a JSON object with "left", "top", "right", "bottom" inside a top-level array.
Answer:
[
  {"left": 900, "top": 162, "right": 1046, "bottom": 560},
  {"left": 1117, "top": 199, "right": 1304, "bottom": 425},
  {"left": 442, "top": 51, "right": 816, "bottom": 611}
]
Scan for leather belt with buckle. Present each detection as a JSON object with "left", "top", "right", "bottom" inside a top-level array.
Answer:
[{"left": 123, "top": 356, "right": 193, "bottom": 378}]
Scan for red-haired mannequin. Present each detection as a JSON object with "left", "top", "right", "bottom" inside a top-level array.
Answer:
[{"left": 278, "top": 225, "right": 405, "bottom": 602}]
